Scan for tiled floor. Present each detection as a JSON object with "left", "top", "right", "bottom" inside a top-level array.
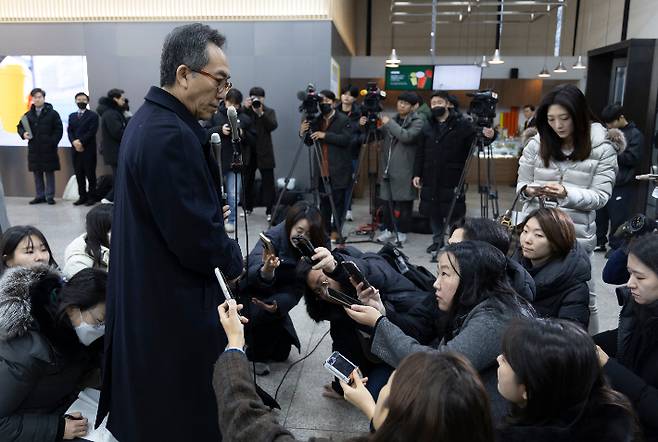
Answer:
[{"left": 4, "top": 188, "right": 622, "bottom": 440}]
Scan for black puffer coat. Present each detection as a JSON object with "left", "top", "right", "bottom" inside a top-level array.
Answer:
[
  {"left": 17, "top": 103, "right": 63, "bottom": 172},
  {"left": 207, "top": 103, "right": 257, "bottom": 174},
  {"left": 97, "top": 96, "right": 126, "bottom": 167},
  {"left": 515, "top": 242, "right": 591, "bottom": 328},
  {"left": 243, "top": 106, "right": 278, "bottom": 169}
]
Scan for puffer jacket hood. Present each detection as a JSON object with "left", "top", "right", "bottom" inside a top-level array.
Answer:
[
  {"left": 526, "top": 242, "right": 591, "bottom": 299},
  {"left": 0, "top": 265, "right": 62, "bottom": 341},
  {"left": 97, "top": 96, "right": 121, "bottom": 116}
]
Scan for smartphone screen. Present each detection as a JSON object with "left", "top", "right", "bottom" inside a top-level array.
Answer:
[
  {"left": 342, "top": 261, "right": 371, "bottom": 289},
  {"left": 324, "top": 351, "right": 357, "bottom": 381}
]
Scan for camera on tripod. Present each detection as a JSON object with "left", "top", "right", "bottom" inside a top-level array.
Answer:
[
  {"left": 361, "top": 82, "right": 386, "bottom": 129},
  {"left": 467, "top": 89, "right": 498, "bottom": 129},
  {"left": 297, "top": 83, "right": 322, "bottom": 122}
]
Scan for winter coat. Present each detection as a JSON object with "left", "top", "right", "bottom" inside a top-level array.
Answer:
[
  {"left": 97, "top": 86, "right": 243, "bottom": 442},
  {"left": 0, "top": 266, "right": 101, "bottom": 442},
  {"left": 308, "top": 111, "right": 354, "bottom": 190},
  {"left": 17, "top": 103, "right": 63, "bottom": 172},
  {"left": 515, "top": 242, "right": 591, "bottom": 328},
  {"left": 244, "top": 105, "right": 278, "bottom": 169},
  {"left": 213, "top": 350, "right": 367, "bottom": 442},
  {"left": 336, "top": 103, "right": 364, "bottom": 159},
  {"left": 413, "top": 111, "right": 478, "bottom": 215},
  {"left": 506, "top": 257, "right": 536, "bottom": 302},
  {"left": 67, "top": 109, "right": 99, "bottom": 155},
  {"left": 371, "top": 295, "right": 535, "bottom": 422},
  {"left": 207, "top": 103, "right": 257, "bottom": 174},
  {"left": 517, "top": 122, "right": 619, "bottom": 252},
  {"left": 378, "top": 112, "right": 424, "bottom": 201},
  {"left": 602, "top": 288, "right": 658, "bottom": 441},
  {"left": 96, "top": 97, "right": 126, "bottom": 167},
  {"left": 616, "top": 122, "right": 644, "bottom": 186},
  {"left": 62, "top": 233, "right": 109, "bottom": 279},
  {"left": 496, "top": 403, "right": 635, "bottom": 442}
]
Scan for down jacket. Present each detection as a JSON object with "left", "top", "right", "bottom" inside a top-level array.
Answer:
[{"left": 517, "top": 123, "right": 620, "bottom": 252}]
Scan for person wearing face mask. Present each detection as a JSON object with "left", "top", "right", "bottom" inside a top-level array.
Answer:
[
  {"left": 413, "top": 91, "right": 496, "bottom": 259},
  {"left": 0, "top": 225, "right": 57, "bottom": 275},
  {"left": 67, "top": 92, "right": 100, "bottom": 206},
  {"left": 517, "top": 84, "right": 620, "bottom": 334},
  {"left": 594, "top": 233, "right": 658, "bottom": 441},
  {"left": 299, "top": 90, "right": 353, "bottom": 238},
  {"left": 0, "top": 267, "right": 107, "bottom": 441},
  {"left": 214, "top": 299, "right": 495, "bottom": 442}
]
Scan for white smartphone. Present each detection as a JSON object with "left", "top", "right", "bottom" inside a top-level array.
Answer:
[
  {"left": 214, "top": 267, "right": 233, "bottom": 301},
  {"left": 323, "top": 351, "right": 358, "bottom": 384}
]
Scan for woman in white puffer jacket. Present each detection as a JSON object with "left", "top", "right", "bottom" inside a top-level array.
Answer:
[{"left": 517, "top": 84, "right": 621, "bottom": 334}]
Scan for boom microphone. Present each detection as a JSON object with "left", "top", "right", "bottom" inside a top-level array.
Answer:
[{"left": 227, "top": 106, "right": 241, "bottom": 144}]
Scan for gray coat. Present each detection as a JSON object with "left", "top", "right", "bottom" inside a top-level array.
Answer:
[
  {"left": 378, "top": 112, "right": 424, "bottom": 201},
  {"left": 371, "top": 297, "right": 534, "bottom": 421}
]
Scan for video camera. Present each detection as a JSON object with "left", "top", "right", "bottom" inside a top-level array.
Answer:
[
  {"left": 467, "top": 89, "right": 498, "bottom": 128},
  {"left": 361, "top": 82, "right": 386, "bottom": 129},
  {"left": 613, "top": 214, "right": 657, "bottom": 241},
  {"left": 297, "top": 84, "right": 322, "bottom": 122}
]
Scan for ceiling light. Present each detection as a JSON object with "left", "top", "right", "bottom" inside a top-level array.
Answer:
[
  {"left": 386, "top": 49, "right": 400, "bottom": 67},
  {"left": 489, "top": 48, "right": 504, "bottom": 64},
  {"left": 538, "top": 66, "right": 551, "bottom": 78},
  {"left": 480, "top": 55, "right": 489, "bottom": 68},
  {"left": 553, "top": 60, "right": 567, "bottom": 73},
  {"left": 572, "top": 55, "right": 587, "bottom": 69}
]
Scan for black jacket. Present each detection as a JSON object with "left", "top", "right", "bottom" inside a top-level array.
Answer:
[
  {"left": 17, "top": 103, "right": 63, "bottom": 172},
  {"left": 244, "top": 105, "right": 278, "bottom": 169},
  {"left": 335, "top": 103, "right": 364, "bottom": 159},
  {"left": 307, "top": 111, "right": 353, "bottom": 190},
  {"left": 515, "top": 243, "right": 591, "bottom": 328},
  {"left": 616, "top": 122, "right": 644, "bottom": 186},
  {"left": 602, "top": 288, "right": 658, "bottom": 441},
  {"left": 97, "top": 97, "right": 126, "bottom": 167},
  {"left": 413, "top": 111, "right": 478, "bottom": 215},
  {"left": 208, "top": 103, "right": 257, "bottom": 174},
  {"left": 97, "top": 86, "right": 243, "bottom": 442},
  {"left": 67, "top": 109, "right": 99, "bottom": 155}
]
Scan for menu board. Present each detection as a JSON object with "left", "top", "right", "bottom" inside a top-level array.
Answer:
[{"left": 385, "top": 65, "right": 434, "bottom": 90}]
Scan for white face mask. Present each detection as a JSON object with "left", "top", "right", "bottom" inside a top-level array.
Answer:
[{"left": 75, "top": 311, "right": 105, "bottom": 346}]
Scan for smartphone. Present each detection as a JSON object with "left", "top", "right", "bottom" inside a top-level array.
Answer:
[
  {"left": 341, "top": 261, "right": 371, "bottom": 290},
  {"left": 324, "top": 351, "right": 357, "bottom": 384},
  {"left": 291, "top": 235, "right": 317, "bottom": 263},
  {"left": 259, "top": 232, "right": 276, "bottom": 256},
  {"left": 214, "top": 267, "right": 233, "bottom": 301},
  {"left": 526, "top": 183, "right": 544, "bottom": 189},
  {"left": 326, "top": 287, "right": 362, "bottom": 308}
]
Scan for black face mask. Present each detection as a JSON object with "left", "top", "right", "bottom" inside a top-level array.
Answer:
[
  {"left": 76, "top": 102, "right": 88, "bottom": 110},
  {"left": 431, "top": 106, "right": 447, "bottom": 119},
  {"left": 320, "top": 103, "right": 333, "bottom": 115}
]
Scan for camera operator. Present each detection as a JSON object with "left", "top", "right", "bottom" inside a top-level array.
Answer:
[
  {"left": 375, "top": 91, "right": 424, "bottom": 244},
  {"left": 244, "top": 87, "right": 278, "bottom": 221},
  {"left": 207, "top": 88, "right": 257, "bottom": 232},
  {"left": 337, "top": 86, "right": 363, "bottom": 221},
  {"left": 299, "top": 90, "right": 352, "bottom": 238},
  {"left": 413, "top": 91, "right": 495, "bottom": 257},
  {"left": 602, "top": 214, "right": 657, "bottom": 285}
]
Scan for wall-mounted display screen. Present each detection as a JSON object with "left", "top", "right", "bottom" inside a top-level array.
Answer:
[
  {"left": 432, "top": 65, "right": 482, "bottom": 91},
  {"left": 385, "top": 65, "right": 434, "bottom": 90}
]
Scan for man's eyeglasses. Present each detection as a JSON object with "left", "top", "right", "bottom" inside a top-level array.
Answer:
[{"left": 192, "top": 69, "right": 232, "bottom": 93}]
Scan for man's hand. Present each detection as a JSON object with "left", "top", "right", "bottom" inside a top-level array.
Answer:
[
  {"left": 310, "top": 131, "right": 326, "bottom": 141},
  {"left": 222, "top": 205, "right": 230, "bottom": 221},
  {"left": 73, "top": 139, "right": 84, "bottom": 152},
  {"left": 262, "top": 249, "right": 280, "bottom": 274},
  {"left": 299, "top": 121, "right": 310, "bottom": 137},
  {"left": 482, "top": 127, "right": 495, "bottom": 139},
  {"left": 244, "top": 97, "right": 252, "bottom": 109},
  {"left": 381, "top": 114, "right": 390, "bottom": 125},
  {"left": 253, "top": 106, "right": 264, "bottom": 117},
  {"left": 359, "top": 116, "right": 368, "bottom": 127},
  {"left": 596, "top": 345, "right": 609, "bottom": 367},
  {"left": 23, "top": 132, "right": 32, "bottom": 140},
  {"left": 63, "top": 413, "right": 88, "bottom": 440},
  {"left": 222, "top": 123, "right": 231, "bottom": 136},
  {"left": 218, "top": 300, "right": 248, "bottom": 349},
  {"left": 311, "top": 247, "right": 337, "bottom": 272},
  {"left": 412, "top": 177, "right": 422, "bottom": 189},
  {"left": 252, "top": 298, "right": 278, "bottom": 314}
]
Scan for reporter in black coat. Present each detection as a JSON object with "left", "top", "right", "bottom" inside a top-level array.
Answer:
[{"left": 67, "top": 93, "right": 99, "bottom": 205}]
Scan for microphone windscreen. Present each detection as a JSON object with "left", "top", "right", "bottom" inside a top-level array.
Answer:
[
  {"left": 210, "top": 132, "right": 221, "bottom": 144},
  {"left": 227, "top": 106, "right": 238, "bottom": 119}
]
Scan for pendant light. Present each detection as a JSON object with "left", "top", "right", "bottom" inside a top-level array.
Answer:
[
  {"left": 489, "top": 0, "right": 505, "bottom": 64},
  {"left": 386, "top": 49, "right": 400, "bottom": 68},
  {"left": 538, "top": 66, "right": 551, "bottom": 78},
  {"left": 489, "top": 48, "right": 505, "bottom": 64},
  {"left": 479, "top": 55, "right": 489, "bottom": 68},
  {"left": 553, "top": 59, "right": 567, "bottom": 73},
  {"left": 572, "top": 55, "right": 587, "bottom": 69}
]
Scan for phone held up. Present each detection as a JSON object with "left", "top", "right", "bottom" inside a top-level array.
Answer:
[
  {"left": 259, "top": 232, "right": 276, "bottom": 256},
  {"left": 324, "top": 351, "right": 358, "bottom": 385},
  {"left": 214, "top": 267, "right": 233, "bottom": 301},
  {"left": 341, "top": 261, "right": 371, "bottom": 290},
  {"left": 291, "top": 235, "right": 318, "bottom": 264}
]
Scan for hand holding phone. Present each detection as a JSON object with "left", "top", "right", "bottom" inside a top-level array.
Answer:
[
  {"left": 324, "top": 351, "right": 358, "bottom": 384},
  {"left": 218, "top": 300, "right": 248, "bottom": 349},
  {"left": 291, "top": 235, "right": 320, "bottom": 265},
  {"left": 342, "top": 261, "right": 371, "bottom": 290},
  {"left": 259, "top": 232, "right": 277, "bottom": 256},
  {"left": 215, "top": 267, "right": 233, "bottom": 301},
  {"left": 326, "top": 287, "right": 363, "bottom": 308}
]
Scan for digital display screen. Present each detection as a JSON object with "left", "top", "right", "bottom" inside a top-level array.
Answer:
[{"left": 432, "top": 65, "right": 482, "bottom": 91}]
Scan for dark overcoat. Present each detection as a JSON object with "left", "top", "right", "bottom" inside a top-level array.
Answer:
[
  {"left": 17, "top": 103, "right": 63, "bottom": 172},
  {"left": 97, "top": 86, "right": 244, "bottom": 442}
]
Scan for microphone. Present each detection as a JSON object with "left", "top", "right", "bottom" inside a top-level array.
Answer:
[
  {"left": 210, "top": 132, "right": 228, "bottom": 205},
  {"left": 227, "top": 106, "right": 241, "bottom": 144},
  {"left": 636, "top": 174, "right": 658, "bottom": 181}
]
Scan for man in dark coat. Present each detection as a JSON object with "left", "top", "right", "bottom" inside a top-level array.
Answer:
[
  {"left": 299, "top": 90, "right": 353, "bottom": 237},
  {"left": 243, "top": 86, "right": 278, "bottom": 219},
  {"left": 596, "top": 103, "right": 644, "bottom": 252},
  {"left": 336, "top": 85, "right": 363, "bottom": 221},
  {"left": 97, "top": 88, "right": 127, "bottom": 202},
  {"left": 67, "top": 92, "right": 99, "bottom": 206},
  {"left": 96, "top": 24, "right": 243, "bottom": 442},
  {"left": 17, "top": 88, "right": 63, "bottom": 205},
  {"left": 413, "top": 90, "right": 495, "bottom": 259}
]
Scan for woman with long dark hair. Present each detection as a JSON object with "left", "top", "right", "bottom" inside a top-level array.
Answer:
[
  {"left": 215, "top": 299, "right": 495, "bottom": 442},
  {"left": 515, "top": 207, "right": 591, "bottom": 328},
  {"left": 346, "top": 241, "right": 534, "bottom": 420},
  {"left": 0, "top": 267, "right": 107, "bottom": 440},
  {"left": 497, "top": 318, "right": 637, "bottom": 441},
  {"left": 63, "top": 204, "right": 113, "bottom": 278},
  {"left": 595, "top": 232, "right": 658, "bottom": 441},
  {"left": 517, "top": 83, "right": 621, "bottom": 333},
  {"left": 0, "top": 225, "right": 57, "bottom": 274}
]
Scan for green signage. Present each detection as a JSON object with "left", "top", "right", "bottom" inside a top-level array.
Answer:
[{"left": 385, "top": 65, "right": 434, "bottom": 90}]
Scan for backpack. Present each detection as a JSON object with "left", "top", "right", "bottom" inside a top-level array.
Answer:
[{"left": 377, "top": 243, "right": 435, "bottom": 292}]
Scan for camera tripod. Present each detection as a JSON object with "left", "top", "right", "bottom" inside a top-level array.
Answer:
[{"left": 270, "top": 126, "right": 345, "bottom": 243}]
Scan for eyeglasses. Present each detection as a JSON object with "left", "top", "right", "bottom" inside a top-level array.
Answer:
[{"left": 192, "top": 69, "right": 232, "bottom": 93}]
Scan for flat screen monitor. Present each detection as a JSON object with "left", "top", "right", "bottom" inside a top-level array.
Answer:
[{"left": 432, "top": 65, "right": 482, "bottom": 91}]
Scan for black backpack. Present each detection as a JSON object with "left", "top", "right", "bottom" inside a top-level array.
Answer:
[{"left": 377, "top": 243, "right": 435, "bottom": 292}]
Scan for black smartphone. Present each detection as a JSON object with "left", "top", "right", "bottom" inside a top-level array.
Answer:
[
  {"left": 291, "top": 235, "right": 317, "bottom": 263},
  {"left": 341, "top": 261, "right": 371, "bottom": 290},
  {"left": 326, "top": 287, "right": 362, "bottom": 308},
  {"left": 259, "top": 232, "right": 276, "bottom": 256}
]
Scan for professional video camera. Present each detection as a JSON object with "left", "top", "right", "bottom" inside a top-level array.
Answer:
[
  {"left": 361, "top": 82, "right": 386, "bottom": 129},
  {"left": 297, "top": 83, "right": 322, "bottom": 122},
  {"left": 467, "top": 89, "right": 498, "bottom": 128},
  {"left": 613, "top": 213, "right": 657, "bottom": 241}
]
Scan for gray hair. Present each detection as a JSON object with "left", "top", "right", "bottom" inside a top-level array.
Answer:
[{"left": 160, "top": 23, "right": 226, "bottom": 87}]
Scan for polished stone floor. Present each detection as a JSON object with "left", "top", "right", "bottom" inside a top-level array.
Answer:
[{"left": 4, "top": 188, "right": 622, "bottom": 440}]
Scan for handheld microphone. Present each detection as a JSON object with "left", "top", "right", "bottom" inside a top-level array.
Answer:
[
  {"left": 636, "top": 174, "right": 658, "bottom": 181},
  {"left": 227, "top": 106, "right": 241, "bottom": 144},
  {"left": 210, "top": 132, "right": 228, "bottom": 205}
]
